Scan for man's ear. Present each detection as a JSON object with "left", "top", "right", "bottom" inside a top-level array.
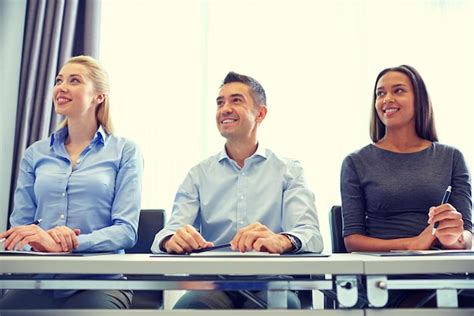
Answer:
[{"left": 256, "top": 105, "right": 267, "bottom": 123}]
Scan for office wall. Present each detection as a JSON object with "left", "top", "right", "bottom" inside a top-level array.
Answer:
[
  {"left": 0, "top": 0, "right": 26, "bottom": 230},
  {"left": 102, "top": 0, "right": 474, "bottom": 253}
]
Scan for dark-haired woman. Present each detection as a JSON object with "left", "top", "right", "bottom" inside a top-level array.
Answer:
[{"left": 340, "top": 65, "right": 472, "bottom": 307}]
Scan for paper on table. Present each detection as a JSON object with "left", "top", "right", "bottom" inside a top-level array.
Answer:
[
  {"left": 0, "top": 249, "right": 81, "bottom": 256},
  {"left": 190, "top": 250, "right": 280, "bottom": 257},
  {"left": 0, "top": 239, "right": 113, "bottom": 256},
  {"left": 0, "top": 238, "right": 70, "bottom": 255},
  {"left": 353, "top": 250, "right": 474, "bottom": 256},
  {"left": 390, "top": 249, "right": 474, "bottom": 256}
]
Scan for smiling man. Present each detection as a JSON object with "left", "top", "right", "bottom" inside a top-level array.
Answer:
[{"left": 152, "top": 72, "right": 323, "bottom": 309}]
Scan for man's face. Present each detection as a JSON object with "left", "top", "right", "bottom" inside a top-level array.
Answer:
[{"left": 215, "top": 82, "right": 266, "bottom": 142}]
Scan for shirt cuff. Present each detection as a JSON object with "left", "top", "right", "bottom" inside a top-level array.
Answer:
[
  {"left": 159, "top": 235, "right": 174, "bottom": 252},
  {"left": 281, "top": 233, "right": 302, "bottom": 253},
  {"left": 75, "top": 234, "right": 93, "bottom": 252}
]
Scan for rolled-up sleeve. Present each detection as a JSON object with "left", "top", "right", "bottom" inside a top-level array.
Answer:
[
  {"left": 281, "top": 160, "right": 323, "bottom": 253},
  {"left": 151, "top": 170, "right": 201, "bottom": 253},
  {"left": 451, "top": 150, "right": 472, "bottom": 232},
  {"left": 340, "top": 156, "right": 367, "bottom": 237}
]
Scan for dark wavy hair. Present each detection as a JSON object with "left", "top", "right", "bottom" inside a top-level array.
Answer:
[
  {"left": 221, "top": 71, "right": 266, "bottom": 106},
  {"left": 369, "top": 65, "right": 438, "bottom": 142}
]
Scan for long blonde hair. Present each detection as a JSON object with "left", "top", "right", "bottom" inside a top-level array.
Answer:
[{"left": 57, "top": 55, "right": 114, "bottom": 134}]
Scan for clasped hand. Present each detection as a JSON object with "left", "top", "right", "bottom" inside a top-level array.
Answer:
[
  {"left": 0, "top": 224, "right": 80, "bottom": 252},
  {"left": 164, "top": 222, "right": 292, "bottom": 254}
]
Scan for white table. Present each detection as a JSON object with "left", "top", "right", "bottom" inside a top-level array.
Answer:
[
  {"left": 360, "top": 254, "right": 474, "bottom": 308},
  {"left": 0, "top": 253, "right": 363, "bottom": 309},
  {"left": 1, "top": 253, "right": 473, "bottom": 314}
]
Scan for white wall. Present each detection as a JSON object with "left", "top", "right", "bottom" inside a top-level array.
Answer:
[
  {"left": 0, "top": 0, "right": 26, "bottom": 230},
  {"left": 101, "top": 0, "right": 474, "bottom": 254}
]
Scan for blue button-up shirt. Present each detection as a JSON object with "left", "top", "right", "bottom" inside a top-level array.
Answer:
[
  {"left": 11, "top": 126, "right": 143, "bottom": 253},
  {"left": 152, "top": 146, "right": 323, "bottom": 253}
]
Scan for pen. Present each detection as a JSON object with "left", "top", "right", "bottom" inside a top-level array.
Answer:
[
  {"left": 190, "top": 243, "right": 231, "bottom": 254},
  {"left": 432, "top": 186, "right": 451, "bottom": 235},
  {"left": 30, "top": 219, "right": 43, "bottom": 225}
]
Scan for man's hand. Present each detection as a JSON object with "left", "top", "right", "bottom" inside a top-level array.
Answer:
[
  {"left": 230, "top": 222, "right": 293, "bottom": 253},
  {"left": 429, "top": 204, "right": 465, "bottom": 247},
  {"left": 164, "top": 224, "right": 213, "bottom": 254},
  {"left": 0, "top": 225, "right": 63, "bottom": 252},
  {"left": 48, "top": 226, "right": 81, "bottom": 252}
]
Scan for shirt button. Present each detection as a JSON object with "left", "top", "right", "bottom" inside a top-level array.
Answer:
[
  {"left": 241, "top": 172, "right": 245, "bottom": 176},
  {"left": 240, "top": 195, "right": 244, "bottom": 199},
  {"left": 60, "top": 214, "right": 65, "bottom": 219},
  {"left": 61, "top": 192, "right": 66, "bottom": 197},
  {"left": 77, "top": 159, "right": 81, "bottom": 163}
]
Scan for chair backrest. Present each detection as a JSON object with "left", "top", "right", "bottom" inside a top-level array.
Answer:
[
  {"left": 125, "top": 209, "right": 166, "bottom": 309},
  {"left": 329, "top": 205, "right": 347, "bottom": 253},
  {"left": 126, "top": 209, "right": 166, "bottom": 254}
]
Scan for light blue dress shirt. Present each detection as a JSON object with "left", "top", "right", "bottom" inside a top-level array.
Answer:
[
  {"left": 152, "top": 146, "right": 323, "bottom": 253},
  {"left": 11, "top": 126, "right": 143, "bottom": 253}
]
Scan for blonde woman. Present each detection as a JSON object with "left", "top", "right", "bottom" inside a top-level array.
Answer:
[{"left": 0, "top": 56, "right": 143, "bottom": 309}]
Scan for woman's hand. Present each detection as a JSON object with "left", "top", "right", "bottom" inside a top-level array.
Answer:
[
  {"left": 48, "top": 226, "right": 81, "bottom": 252},
  {"left": 0, "top": 224, "right": 63, "bottom": 252},
  {"left": 407, "top": 224, "right": 437, "bottom": 250},
  {"left": 429, "top": 204, "right": 464, "bottom": 248}
]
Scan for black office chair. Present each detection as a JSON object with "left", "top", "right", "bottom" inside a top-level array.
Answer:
[
  {"left": 297, "top": 205, "right": 349, "bottom": 309},
  {"left": 125, "top": 208, "right": 166, "bottom": 309},
  {"left": 322, "top": 205, "right": 348, "bottom": 309},
  {"left": 329, "top": 205, "right": 347, "bottom": 253},
  {"left": 296, "top": 277, "right": 319, "bottom": 309}
]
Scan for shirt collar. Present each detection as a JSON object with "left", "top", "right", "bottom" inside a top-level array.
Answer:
[
  {"left": 50, "top": 126, "right": 68, "bottom": 146},
  {"left": 50, "top": 125, "right": 108, "bottom": 147},
  {"left": 217, "top": 143, "right": 267, "bottom": 163},
  {"left": 95, "top": 125, "right": 107, "bottom": 144}
]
